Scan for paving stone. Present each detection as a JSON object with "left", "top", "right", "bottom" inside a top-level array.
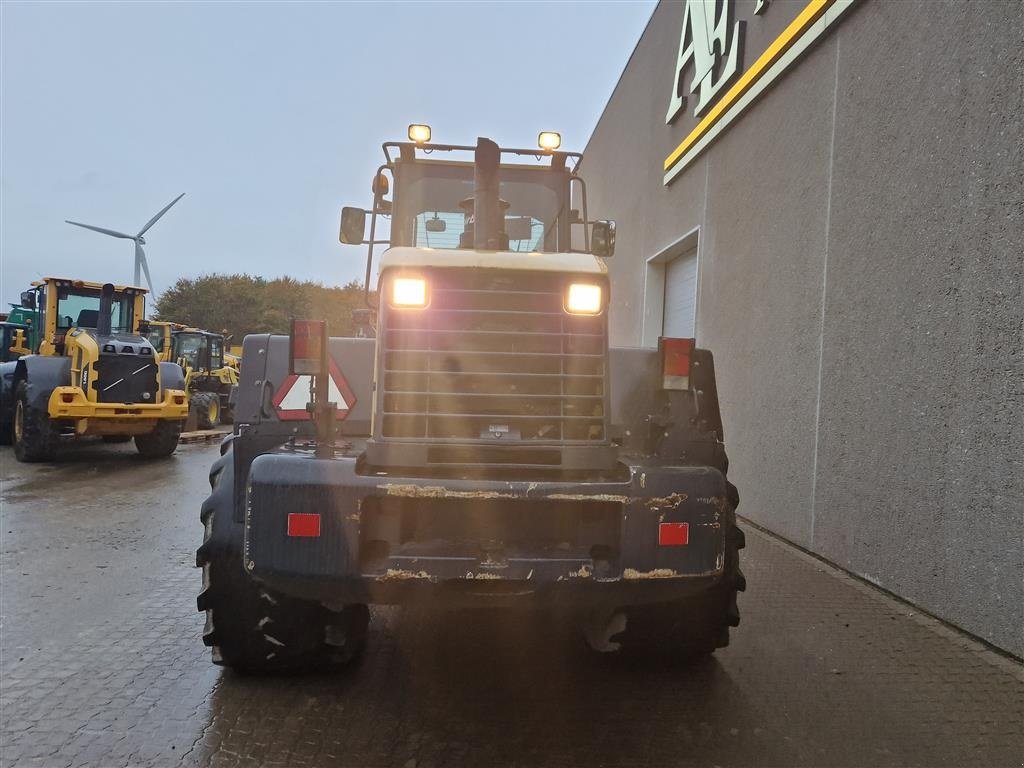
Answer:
[{"left": 2, "top": 442, "right": 1022, "bottom": 767}]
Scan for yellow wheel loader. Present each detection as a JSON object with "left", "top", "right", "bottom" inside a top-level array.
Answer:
[
  {"left": 143, "top": 321, "right": 238, "bottom": 429},
  {"left": 0, "top": 278, "right": 189, "bottom": 461}
]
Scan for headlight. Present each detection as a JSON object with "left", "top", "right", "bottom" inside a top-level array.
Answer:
[
  {"left": 392, "top": 277, "right": 428, "bottom": 308},
  {"left": 565, "top": 283, "right": 602, "bottom": 315}
]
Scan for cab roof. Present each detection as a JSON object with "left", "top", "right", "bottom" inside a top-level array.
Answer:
[{"left": 32, "top": 277, "right": 148, "bottom": 294}]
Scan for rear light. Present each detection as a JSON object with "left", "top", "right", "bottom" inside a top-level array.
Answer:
[
  {"left": 658, "top": 522, "right": 689, "bottom": 546},
  {"left": 290, "top": 319, "right": 327, "bottom": 375},
  {"left": 174, "top": 395, "right": 185, "bottom": 405},
  {"left": 660, "top": 337, "right": 695, "bottom": 390},
  {"left": 61, "top": 393, "right": 74, "bottom": 403},
  {"left": 391, "top": 277, "right": 428, "bottom": 308},
  {"left": 565, "top": 283, "right": 602, "bottom": 315},
  {"left": 287, "top": 513, "right": 321, "bottom": 538}
]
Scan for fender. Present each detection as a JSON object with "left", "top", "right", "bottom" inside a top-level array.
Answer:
[
  {"left": 13, "top": 355, "right": 71, "bottom": 413},
  {"left": 609, "top": 346, "right": 726, "bottom": 468},
  {"left": 159, "top": 362, "right": 186, "bottom": 394}
]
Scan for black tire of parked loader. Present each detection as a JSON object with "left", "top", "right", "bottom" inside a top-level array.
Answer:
[
  {"left": 192, "top": 392, "right": 220, "bottom": 429},
  {"left": 610, "top": 480, "right": 746, "bottom": 659},
  {"left": 134, "top": 419, "right": 183, "bottom": 458},
  {"left": 196, "top": 441, "right": 369, "bottom": 674},
  {"left": 12, "top": 381, "right": 59, "bottom": 462}
]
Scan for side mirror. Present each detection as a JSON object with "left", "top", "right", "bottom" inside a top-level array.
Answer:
[
  {"left": 339, "top": 207, "right": 367, "bottom": 245},
  {"left": 592, "top": 220, "right": 616, "bottom": 258},
  {"left": 20, "top": 291, "right": 35, "bottom": 309}
]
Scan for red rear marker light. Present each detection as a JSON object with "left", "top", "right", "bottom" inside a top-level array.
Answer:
[
  {"left": 290, "top": 319, "right": 327, "bottom": 375},
  {"left": 287, "top": 513, "right": 321, "bottom": 538},
  {"left": 61, "top": 393, "right": 74, "bottom": 403},
  {"left": 658, "top": 522, "right": 689, "bottom": 546},
  {"left": 660, "top": 337, "right": 695, "bottom": 390}
]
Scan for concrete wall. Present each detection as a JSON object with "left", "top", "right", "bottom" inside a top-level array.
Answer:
[{"left": 583, "top": 0, "right": 1024, "bottom": 656}]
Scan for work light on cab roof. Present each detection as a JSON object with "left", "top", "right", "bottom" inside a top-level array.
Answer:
[
  {"left": 408, "top": 124, "right": 431, "bottom": 143},
  {"left": 538, "top": 131, "right": 561, "bottom": 151}
]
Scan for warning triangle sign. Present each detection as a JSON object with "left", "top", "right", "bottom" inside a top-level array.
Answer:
[{"left": 271, "top": 359, "right": 357, "bottom": 421}]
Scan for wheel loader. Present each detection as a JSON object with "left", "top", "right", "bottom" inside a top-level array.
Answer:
[
  {"left": 0, "top": 278, "right": 189, "bottom": 460},
  {"left": 197, "top": 128, "right": 745, "bottom": 673},
  {"left": 144, "top": 321, "right": 238, "bottom": 428}
]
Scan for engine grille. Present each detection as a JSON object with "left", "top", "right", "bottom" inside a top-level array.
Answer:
[
  {"left": 379, "top": 270, "right": 608, "bottom": 445},
  {"left": 93, "top": 354, "right": 159, "bottom": 404}
]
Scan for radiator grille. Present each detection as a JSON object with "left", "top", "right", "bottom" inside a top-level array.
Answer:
[
  {"left": 380, "top": 270, "right": 607, "bottom": 444},
  {"left": 93, "top": 354, "right": 159, "bottom": 404}
]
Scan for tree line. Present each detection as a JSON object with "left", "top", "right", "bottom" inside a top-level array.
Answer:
[{"left": 153, "top": 273, "right": 372, "bottom": 342}]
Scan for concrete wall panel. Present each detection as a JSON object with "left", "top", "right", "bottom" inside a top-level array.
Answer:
[
  {"left": 582, "top": 0, "right": 1024, "bottom": 656},
  {"left": 813, "top": 0, "right": 1024, "bottom": 654},
  {"left": 700, "top": 36, "right": 837, "bottom": 547}
]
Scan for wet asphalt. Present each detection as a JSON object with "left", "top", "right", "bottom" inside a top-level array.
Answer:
[{"left": 1, "top": 440, "right": 1022, "bottom": 768}]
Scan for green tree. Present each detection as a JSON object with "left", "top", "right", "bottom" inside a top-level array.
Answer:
[{"left": 153, "top": 273, "right": 371, "bottom": 341}]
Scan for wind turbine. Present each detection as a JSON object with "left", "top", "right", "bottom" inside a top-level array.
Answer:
[{"left": 65, "top": 193, "right": 185, "bottom": 294}]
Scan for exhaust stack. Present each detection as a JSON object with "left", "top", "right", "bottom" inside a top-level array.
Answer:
[
  {"left": 97, "top": 283, "right": 115, "bottom": 336},
  {"left": 473, "top": 137, "right": 505, "bottom": 250}
]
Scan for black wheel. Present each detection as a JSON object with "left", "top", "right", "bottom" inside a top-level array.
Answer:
[
  {"left": 605, "top": 481, "right": 745, "bottom": 659},
  {"left": 12, "top": 380, "right": 58, "bottom": 462},
  {"left": 134, "top": 419, "right": 183, "bottom": 458},
  {"left": 101, "top": 435, "right": 133, "bottom": 443},
  {"left": 196, "top": 441, "right": 368, "bottom": 674},
  {"left": 192, "top": 392, "right": 219, "bottom": 429}
]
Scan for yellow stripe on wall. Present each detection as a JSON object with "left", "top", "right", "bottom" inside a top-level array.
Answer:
[{"left": 664, "top": 0, "right": 838, "bottom": 174}]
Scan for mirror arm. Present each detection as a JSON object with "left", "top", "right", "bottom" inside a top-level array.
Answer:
[
  {"left": 363, "top": 203, "right": 378, "bottom": 308},
  {"left": 575, "top": 177, "right": 591, "bottom": 253}
]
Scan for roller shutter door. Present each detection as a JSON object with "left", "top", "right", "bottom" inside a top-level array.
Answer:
[{"left": 663, "top": 248, "right": 698, "bottom": 338}]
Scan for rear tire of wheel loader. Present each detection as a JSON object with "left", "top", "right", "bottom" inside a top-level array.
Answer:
[
  {"left": 134, "top": 419, "right": 182, "bottom": 458},
  {"left": 12, "top": 381, "right": 58, "bottom": 462},
  {"left": 192, "top": 392, "right": 220, "bottom": 430},
  {"left": 604, "top": 482, "right": 745, "bottom": 659},
  {"left": 196, "top": 442, "right": 369, "bottom": 674}
]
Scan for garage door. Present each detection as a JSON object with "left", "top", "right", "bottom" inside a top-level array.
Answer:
[{"left": 663, "top": 247, "right": 698, "bottom": 338}]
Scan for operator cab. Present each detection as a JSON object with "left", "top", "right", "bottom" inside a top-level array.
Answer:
[
  {"left": 20, "top": 278, "right": 147, "bottom": 355},
  {"left": 339, "top": 127, "right": 616, "bottom": 296},
  {"left": 173, "top": 331, "right": 224, "bottom": 373}
]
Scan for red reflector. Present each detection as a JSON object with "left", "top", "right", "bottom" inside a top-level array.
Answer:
[
  {"left": 658, "top": 522, "right": 689, "bottom": 546},
  {"left": 287, "top": 513, "right": 321, "bottom": 537},
  {"left": 660, "top": 337, "right": 695, "bottom": 390},
  {"left": 290, "top": 319, "right": 327, "bottom": 375}
]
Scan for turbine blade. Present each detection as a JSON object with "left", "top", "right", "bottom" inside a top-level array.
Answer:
[
  {"left": 65, "top": 220, "right": 133, "bottom": 239},
  {"left": 136, "top": 192, "right": 185, "bottom": 237},
  {"left": 137, "top": 243, "right": 155, "bottom": 294}
]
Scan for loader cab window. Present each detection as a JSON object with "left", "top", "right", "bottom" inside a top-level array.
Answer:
[
  {"left": 56, "top": 289, "right": 134, "bottom": 333},
  {"left": 208, "top": 337, "right": 224, "bottom": 371},
  {"left": 145, "top": 329, "right": 165, "bottom": 353},
  {"left": 396, "top": 161, "right": 568, "bottom": 252},
  {"left": 413, "top": 211, "right": 546, "bottom": 252},
  {"left": 174, "top": 333, "right": 210, "bottom": 371}
]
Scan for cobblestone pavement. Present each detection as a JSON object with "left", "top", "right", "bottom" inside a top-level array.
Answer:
[{"left": 1, "top": 441, "right": 1022, "bottom": 768}]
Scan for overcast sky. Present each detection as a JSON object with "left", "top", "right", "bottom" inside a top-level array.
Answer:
[{"left": 1, "top": 1, "right": 654, "bottom": 306}]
